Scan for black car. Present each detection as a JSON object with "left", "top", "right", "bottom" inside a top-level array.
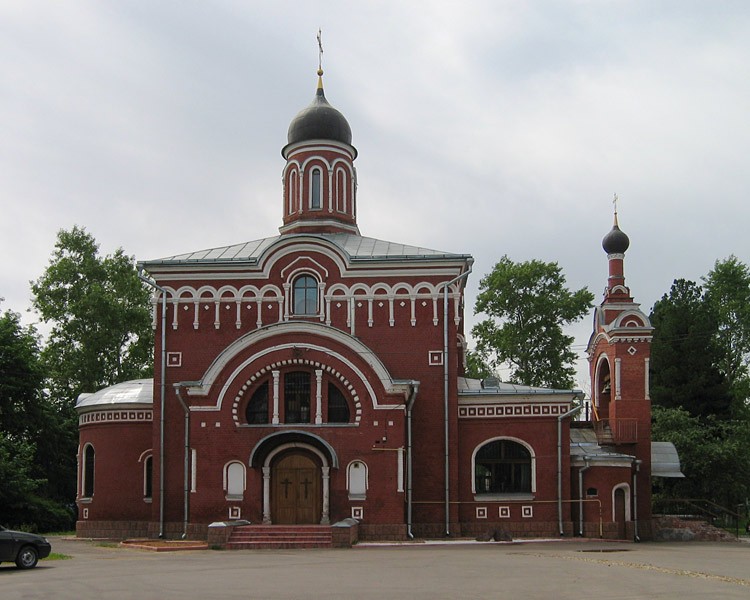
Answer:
[{"left": 0, "top": 526, "right": 52, "bottom": 569}]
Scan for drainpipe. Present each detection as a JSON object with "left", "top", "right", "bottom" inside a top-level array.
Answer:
[
  {"left": 578, "top": 458, "right": 591, "bottom": 536},
  {"left": 558, "top": 403, "right": 582, "bottom": 536},
  {"left": 174, "top": 384, "right": 191, "bottom": 539},
  {"left": 633, "top": 460, "right": 641, "bottom": 542},
  {"left": 441, "top": 259, "right": 473, "bottom": 537},
  {"left": 138, "top": 269, "right": 167, "bottom": 538},
  {"left": 406, "top": 382, "right": 419, "bottom": 539}
]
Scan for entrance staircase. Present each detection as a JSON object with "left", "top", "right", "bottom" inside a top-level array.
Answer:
[{"left": 226, "top": 524, "right": 333, "bottom": 550}]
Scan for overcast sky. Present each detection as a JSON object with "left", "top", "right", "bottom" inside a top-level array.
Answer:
[{"left": 2, "top": 1, "right": 748, "bottom": 390}]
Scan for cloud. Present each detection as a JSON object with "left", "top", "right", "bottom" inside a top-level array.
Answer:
[{"left": 1, "top": 1, "right": 748, "bottom": 387}]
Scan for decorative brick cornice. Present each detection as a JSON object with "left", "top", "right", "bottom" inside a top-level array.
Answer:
[{"left": 79, "top": 409, "right": 153, "bottom": 426}]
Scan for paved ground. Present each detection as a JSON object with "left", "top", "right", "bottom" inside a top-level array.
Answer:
[{"left": 2, "top": 536, "right": 750, "bottom": 599}]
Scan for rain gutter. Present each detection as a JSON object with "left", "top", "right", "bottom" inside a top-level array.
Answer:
[
  {"left": 138, "top": 269, "right": 167, "bottom": 538},
  {"left": 405, "top": 382, "right": 419, "bottom": 539},
  {"left": 441, "top": 259, "right": 473, "bottom": 537},
  {"left": 558, "top": 403, "right": 582, "bottom": 536},
  {"left": 174, "top": 384, "right": 191, "bottom": 539}
]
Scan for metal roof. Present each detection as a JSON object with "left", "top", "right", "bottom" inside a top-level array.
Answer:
[
  {"left": 457, "top": 377, "right": 580, "bottom": 396},
  {"left": 651, "top": 441, "right": 685, "bottom": 478},
  {"left": 142, "top": 233, "right": 471, "bottom": 267},
  {"left": 76, "top": 379, "right": 154, "bottom": 409}
]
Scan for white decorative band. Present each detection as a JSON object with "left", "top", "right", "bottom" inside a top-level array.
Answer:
[
  {"left": 79, "top": 410, "right": 153, "bottom": 426},
  {"left": 458, "top": 404, "right": 569, "bottom": 418}
]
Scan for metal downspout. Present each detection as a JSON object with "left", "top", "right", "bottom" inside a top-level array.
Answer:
[
  {"left": 441, "top": 260, "right": 473, "bottom": 537},
  {"left": 406, "top": 382, "right": 419, "bottom": 539},
  {"left": 633, "top": 460, "right": 641, "bottom": 542},
  {"left": 174, "top": 385, "right": 191, "bottom": 539},
  {"left": 558, "top": 404, "right": 582, "bottom": 536},
  {"left": 138, "top": 270, "right": 167, "bottom": 538},
  {"left": 578, "top": 459, "right": 591, "bottom": 536}
]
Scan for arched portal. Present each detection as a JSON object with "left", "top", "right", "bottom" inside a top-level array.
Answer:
[{"left": 257, "top": 438, "right": 333, "bottom": 525}]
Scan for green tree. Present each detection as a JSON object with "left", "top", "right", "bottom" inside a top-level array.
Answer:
[
  {"left": 0, "top": 309, "right": 44, "bottom": 438},
  {"left": 31, "top": 226, "right": 153, "bottom": 405},
  {"left": 0, "top": 308, "right": 74, "bottom": 529},
  {"left": 649, "top": 279, "right": 733, "bottom": 419},
  {"left": 472, "top": 256, "right": 594, "bottom": 389},
  {"left": 703, "top": 256, "right": 750, "bottom": 410},
  {"left": 652, "top": 406, "right": 750, "bottom": 509},
  {"left": 28, "top": 227, "right": 153, "bottom": 519},
  {"left": 464, "top": 349, "right": 494, "bottom": 380}
]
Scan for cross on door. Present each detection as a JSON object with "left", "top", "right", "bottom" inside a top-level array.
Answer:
[{"left": 300, "top": 477, "right": 312, "bottom": 499}]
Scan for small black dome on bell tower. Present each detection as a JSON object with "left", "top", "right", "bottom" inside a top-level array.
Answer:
[{"left": 285, "top": 69, "right": 353, "bottom": 148}]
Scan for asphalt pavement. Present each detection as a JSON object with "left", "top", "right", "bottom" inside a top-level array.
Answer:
[{"left": 2, "top": 536, "right": 750, "bottom": 599}]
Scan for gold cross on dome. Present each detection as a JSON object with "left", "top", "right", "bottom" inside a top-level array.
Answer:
[{"left": 317, "top": 29, "right": 324, "bottom": 72}]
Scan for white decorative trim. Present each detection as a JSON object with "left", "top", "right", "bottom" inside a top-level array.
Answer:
[
  {"left": 458, "top": 403, "right": 569, "bottom": 419},
  {"left": 428, "top": 350, "right": 443, "bottom": 366},
  {"left": 228, "top": 506, "right": 241, "bottom": 520},
  {"left": 352, "top": 506, "right": 364, "bottom": 520},
  {"left": 615, "top": 358, "right": 622, "bottom": 400},
  {"left": 476, "top": 507, "right": 487, "bottom": 519},
  {"left": 522, "top": 506, "right": 533, "bottom": 518},
  {"left": 167, "top": 352, "right": 182, "bottom": 367},
  {"left": 79, "top": 410, "right": 152, "bottom": 426},
  {"left": 644, "top": 358, "right": 650, "bottom": 400},
  {"left": 499, "top": 506, "right": 510, "bottom": 518}
]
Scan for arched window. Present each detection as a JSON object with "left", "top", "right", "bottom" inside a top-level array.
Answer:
[
  {"left": 310, "top": 168, "right": 322, "bottom": 209},
  {"left": 225, "top": 461, "right": 246, "bottom": 500},
  {"left": 83, "top": 444, "right": 95, "bottom": 498},
  {"left": 336, "top": 167, "right": 347, "bottom": 212},
  {"left": 347, "top": 460, "right": 368, "bottom": 500},
  {"left": 246, "top": 382, "right": 269, "bottom": 424},
  {"left": 327, "top": 383, "right": 351, "bottom": 423},
  {"left": 474, "top": 439, "right": 531, "bottom": 494},
  {"left": 285, "top": 371, "right": 311, "bottom": 423},
  {"left": 293, "top": 275, "right": 318, "bottom": 315},
  {"left": 144, "top": 455, "right": 153, "bottom": 499},
  {"left": 288, "top": 171, "right": 298, "bottom": 214}
]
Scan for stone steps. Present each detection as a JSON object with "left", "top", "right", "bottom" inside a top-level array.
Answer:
[{"left": 226, "top": 525, "right": 333, "bottom": 550}]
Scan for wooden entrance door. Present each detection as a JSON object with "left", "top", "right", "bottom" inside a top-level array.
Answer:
[{"left": 272, "top": 453, "right": 321, "bottom": 524}]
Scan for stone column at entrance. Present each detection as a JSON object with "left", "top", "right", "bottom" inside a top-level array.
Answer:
[
  {"left": 262, "top": 466, "right": 272, "bottom": 524},
  {"left": 321, "top": 466, "right": 330, "bottom": 524}
]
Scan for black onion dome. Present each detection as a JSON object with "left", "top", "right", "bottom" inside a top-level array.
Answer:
[
  {"left": 286, "top": 84, "right": 352, "bottom": 146},
  {"left": 602, "top": 223, "right": 630, "bottom": 254}
]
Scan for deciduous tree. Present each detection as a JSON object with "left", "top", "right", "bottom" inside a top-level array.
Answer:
[
  {"left": 703, "top": 256, "right": 750, "bottom": 410},
  {"left": 31, "top": 226, "right": 153, "bottom": 406},
  {"left": 649, "top": 279, "right": 733, "bottom": 419},
  {"left": 472, "top": 256, "right": 594, "bottom": 389}
]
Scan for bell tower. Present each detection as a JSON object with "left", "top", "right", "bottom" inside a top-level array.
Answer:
[
  {"left": 587, "top": 200, "right": 653, "bottom": 450},
  {"left": 280, "top": 54, "right": 359, "bottom": 235}
]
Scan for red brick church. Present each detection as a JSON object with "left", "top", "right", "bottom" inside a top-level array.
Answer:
[{"left": 75, "top": 65, "right": 678, "bottom": 544}]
